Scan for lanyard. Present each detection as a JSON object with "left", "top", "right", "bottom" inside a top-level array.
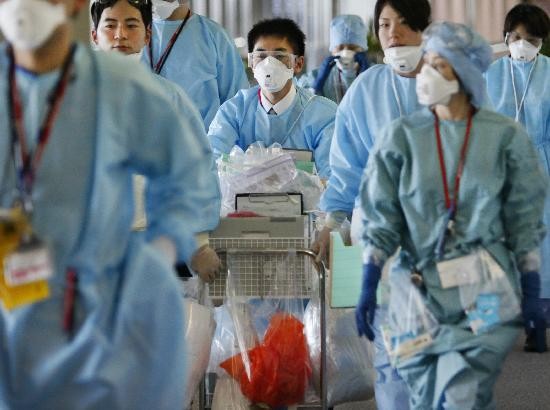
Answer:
[
  {"left": 7, "top": 44, "right": 76, "bottom": 208},
  {"left": 390, "top": 70, "right": 404, "bottom": 117},
  {"left": 434, "top": 108, "right": 474, "bottom": 217},
  {"left": 149, "top": 9, "right": 191, "bottom": 75},
  {"left": 510, "top": 56, "right": 537, "bottom": 122}
]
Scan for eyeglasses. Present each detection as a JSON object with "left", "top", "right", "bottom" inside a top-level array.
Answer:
[
  {"left": 504, "top": 31, "right": 543, "bottom": 48},
  {"left": 247, "top": 51, "right": 297, "bottom": 69},
  {"left": 95, "top": 0, "right": 150, "bottom": 6}
]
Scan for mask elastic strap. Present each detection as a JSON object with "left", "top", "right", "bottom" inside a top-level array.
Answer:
[
  {"left": 390, "top": 70, "right": 404, "bottom": 117},
  {"left": 509, "top": 55, "right": 537, "bottom": 122}
]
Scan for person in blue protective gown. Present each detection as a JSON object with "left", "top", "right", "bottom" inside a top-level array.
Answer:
[
  {"left": 207, "top": 18, "right": 337, "bottom": 179},
  {"left": 485, "top": 3, "right": 550, "bottom": 349},
  {"left": 0, "top": 0, "right": 219, "bottom": 407},
  {"left": 311, "top": 1, "right": 431, "bottom": 408},
  {"left": 297, "top": 14, "right": 369, "bottom": 104},
  {"left": 143, "top": 0, "right": 249, "bottom": 130},
  {"left": 356, "top": 21, "right": 548, "bottom": 409},
  {"left": 91, "top": 0, "right": 221, "bottom": 283}
]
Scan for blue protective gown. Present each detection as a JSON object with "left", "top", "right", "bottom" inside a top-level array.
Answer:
[
  {"left": 0, "top": 44, "right": 219, "bottom": 408},
  {"left": 207, "top": 85, "right": 337, "bottom": 178},
  {"left": 144, "top": 14, "right": 249, "bottom": 130},
  {"left": 320, "top": 63, "right": 422, "bottom": 213},
  {"left": 297, "top": 64, "right": 358, "bottom": 104},
  {"left": 320, "top": 63, "right": 422, "bottom": 410},
  {"left": 360, "top": 108, "right": 547, "bottom": 409},
  {"left": 486, "top": 55, "right": 550, "bottom": 299}
]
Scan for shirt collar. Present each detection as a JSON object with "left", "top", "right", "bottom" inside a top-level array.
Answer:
[{"left": 260, "top": 84, "right": 296, "bottom": 115}]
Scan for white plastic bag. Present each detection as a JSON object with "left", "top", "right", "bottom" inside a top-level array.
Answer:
[
  {"left": 304, "top": 302, "right": 375, "bottom": 406},
  {"left": 181, "top": 278, "right": 216, "bottom": 409}
]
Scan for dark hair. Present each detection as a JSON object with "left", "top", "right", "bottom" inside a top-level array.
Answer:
[
  {"left": 373, "top": 0, "right": 431, "bottom": 40},
  {"left": 503, "top": 4, "right": 550, "bottom": 40},
  {"left": 91, "top": 0, "right": 152, "bottom": 31},
  {"left": 247, "top": 18, "right": 306, "bottom": 56}
]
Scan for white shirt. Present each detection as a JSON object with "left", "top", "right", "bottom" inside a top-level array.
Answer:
[{"left": 260, "top": 84, "right": 297, "bottom": 115}]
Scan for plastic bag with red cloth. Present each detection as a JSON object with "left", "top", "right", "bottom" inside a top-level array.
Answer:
[{"left": 220, "top": 312, "right": 312, "bottom": 407}]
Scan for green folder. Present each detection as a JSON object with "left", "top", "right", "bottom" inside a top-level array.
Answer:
[{"left": 329, "top": 231, "right": 363, "bottom": 308}]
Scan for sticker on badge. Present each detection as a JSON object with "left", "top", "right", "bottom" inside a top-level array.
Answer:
[
  {"left": 3, "top": 244, "right": 53, "bottom": 287},
  {"left": 467, "top": 293, "right": 501, "bottom": 334}
]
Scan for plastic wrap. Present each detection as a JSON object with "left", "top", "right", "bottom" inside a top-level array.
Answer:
[
  {"left": 214, "top": 256, "right": 312, "bottom": 407},
  {"left": 180, "top": 278, "right": 216, "bottom": 409},
  {"left": 304, "top": 300, "right": 375, "bottom": 406},
  {"left": 455, "top": 248, "right": 521, "bottom": 334},
  {"left": 217, "top": 142, "right": 323, "bottom": 216},
  {"left": 211, "top": 376, "right": 250, "bottom": 410},
  {"left": 382, "top": 265, "right": 439, "bottom": 367}
]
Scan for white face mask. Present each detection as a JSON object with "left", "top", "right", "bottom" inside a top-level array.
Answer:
[
  {"left": 416, "top": 64, "right": 459, "bottom": 106},
  {"left": 122, "top": 50, "right": 143, "bottom": 62},
  {"left": 0, "top": 0, "right": 66, "bottom": 51},
  {"left": 509, "top": 40, "right": 541, "bottom": 62},
  {"left": 253, "top": 56, "right": 294, "bottom": 93},
  {"left": 152, "top": 0, "right": 179, "bottom": 20},
  {"left": 383, "top": 45, "right": 422, "bottom": 73},
  {"left": 335, "top": 49, "right": 356, "bottom": 71}
]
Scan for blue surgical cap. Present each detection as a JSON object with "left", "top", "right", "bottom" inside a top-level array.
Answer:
[
  {"left": 329, "top": 15, "right": 368, "bottom": 51},
  {"left": 422, "top": 22, "right": 492, "bottom": 108}
]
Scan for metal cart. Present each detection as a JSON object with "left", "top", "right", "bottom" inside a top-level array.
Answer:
[{"left": 200, "top": 235, "right": 328, "bottom": 410}]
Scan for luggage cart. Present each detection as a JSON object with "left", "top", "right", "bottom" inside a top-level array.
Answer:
[{"left": 200, "top": 238, "right": 328, "bottom": 410}]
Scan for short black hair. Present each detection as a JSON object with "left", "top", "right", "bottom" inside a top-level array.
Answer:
[
  {"left": 247, "top": 18, "right": 306, "bottom": 56},
  {"left": 373, "top": 0, "right": 431, "bottom": 40},
  {"left": 503, "top": 4, "right": 550, "bottom": 40},
  {"left": 91, "top": 0, "right": 152, "bottom": 31}
]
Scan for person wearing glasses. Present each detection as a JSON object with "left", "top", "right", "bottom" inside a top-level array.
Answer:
[
  {"left": 298, "top": 14, "right": 369, "bottom": 104},
  {"left": 357, "top": 21, "right": 546, "bottom": 408},
  {"left": 144, "top": 0, "right": 249, "bottom": 130},
  {"left": 486, "top": 3, "right": 550, "bottom": 353},
  {"left": 0, "top": 0, "right": 216, "bottom": 406},
  {"left": 90, "top": 0, "right": 222, "bottom": 284},
  {"left": 207, "top": 18, "right": 337, "bottom": 179}
]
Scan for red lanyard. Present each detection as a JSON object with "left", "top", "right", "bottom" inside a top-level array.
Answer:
[
  {"left": 434, "top": 108, "right": 474, "bottom": 217},
  {"left": 7, "top": 45, "right": 76, "bottom": 200},
  {"left": 149, "top": 9, "right": 191, "bottom": 75}
]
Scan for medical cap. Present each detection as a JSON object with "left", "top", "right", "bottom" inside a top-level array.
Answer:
[
  {"left": 329, "top": 15, "right": 368, "bottom": 51},
  {"left": 422, "top": 22, "right": 492, "bottom": 108}
]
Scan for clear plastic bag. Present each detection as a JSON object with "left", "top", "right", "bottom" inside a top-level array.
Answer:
[
  {"left": 217, "top": 142, "right": 323, "bottom": 216},
  {"left": 382, "top": 265, "right": 439, "bottom": 367},
  {"left": 304, "top": 301, "right": 375, "bottom": 406},
  {"left": 454, "top": 248, "right": 521, "bottom": 334},
  {"left": 180, "top": 278, "right": 216, "bottom": 409},
  {"left": 217, "top": 255, "right": 312, "bottom": 407}
]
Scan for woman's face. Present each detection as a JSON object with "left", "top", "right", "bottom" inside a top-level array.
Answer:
[
  {"left": 423, "top": 51, "right": 457, "bottom": 82},
  {"left": 506, "top": 23, "right": 543, "bottom": 48},
  {"left": 378, "top": 4, "right": 423, "bottom": 50}
]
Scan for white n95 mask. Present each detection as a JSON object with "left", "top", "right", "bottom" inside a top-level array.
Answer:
[
  {"left": 0, "top": 0, "right": 66, "bottom": 51},
  {"left": 509, "top": 40, "right": 540, "bottom": 62},
  {"left": 416, "top": 64, "right": 459, "bottom": 106},
  {"left": 253, "top": 56, "right": 294, "bottom": 93},
  {"left": 383, "top": 46, "right": 422, "bottom": 73},
  {"left": 152, "top": 0, "right": 179, "bottom": 20}
]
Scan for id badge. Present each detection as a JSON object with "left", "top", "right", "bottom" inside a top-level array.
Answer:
[
  {"left": 467, "top": 293, "right": 501, "bottom": 334},
  {"left": 381, "top": 325, "right": 433, "bottom": 363},
  {"left": 436, "top": 252, "right": 481, "bottom": 289},
  {"left": 0, "top": 207, "right": 51, "bottom": 310}
]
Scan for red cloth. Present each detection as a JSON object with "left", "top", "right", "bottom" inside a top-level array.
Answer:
[{"left": 220, "top": 313, "right": 312, "bottom": 407}]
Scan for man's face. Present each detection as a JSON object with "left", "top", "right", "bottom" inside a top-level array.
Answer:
[
  {"left": 92, "top": 0, "right": 150, "bottom": 54},
  {"left": 252, "top": 35, "right": 304, "bottom": 75}
]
